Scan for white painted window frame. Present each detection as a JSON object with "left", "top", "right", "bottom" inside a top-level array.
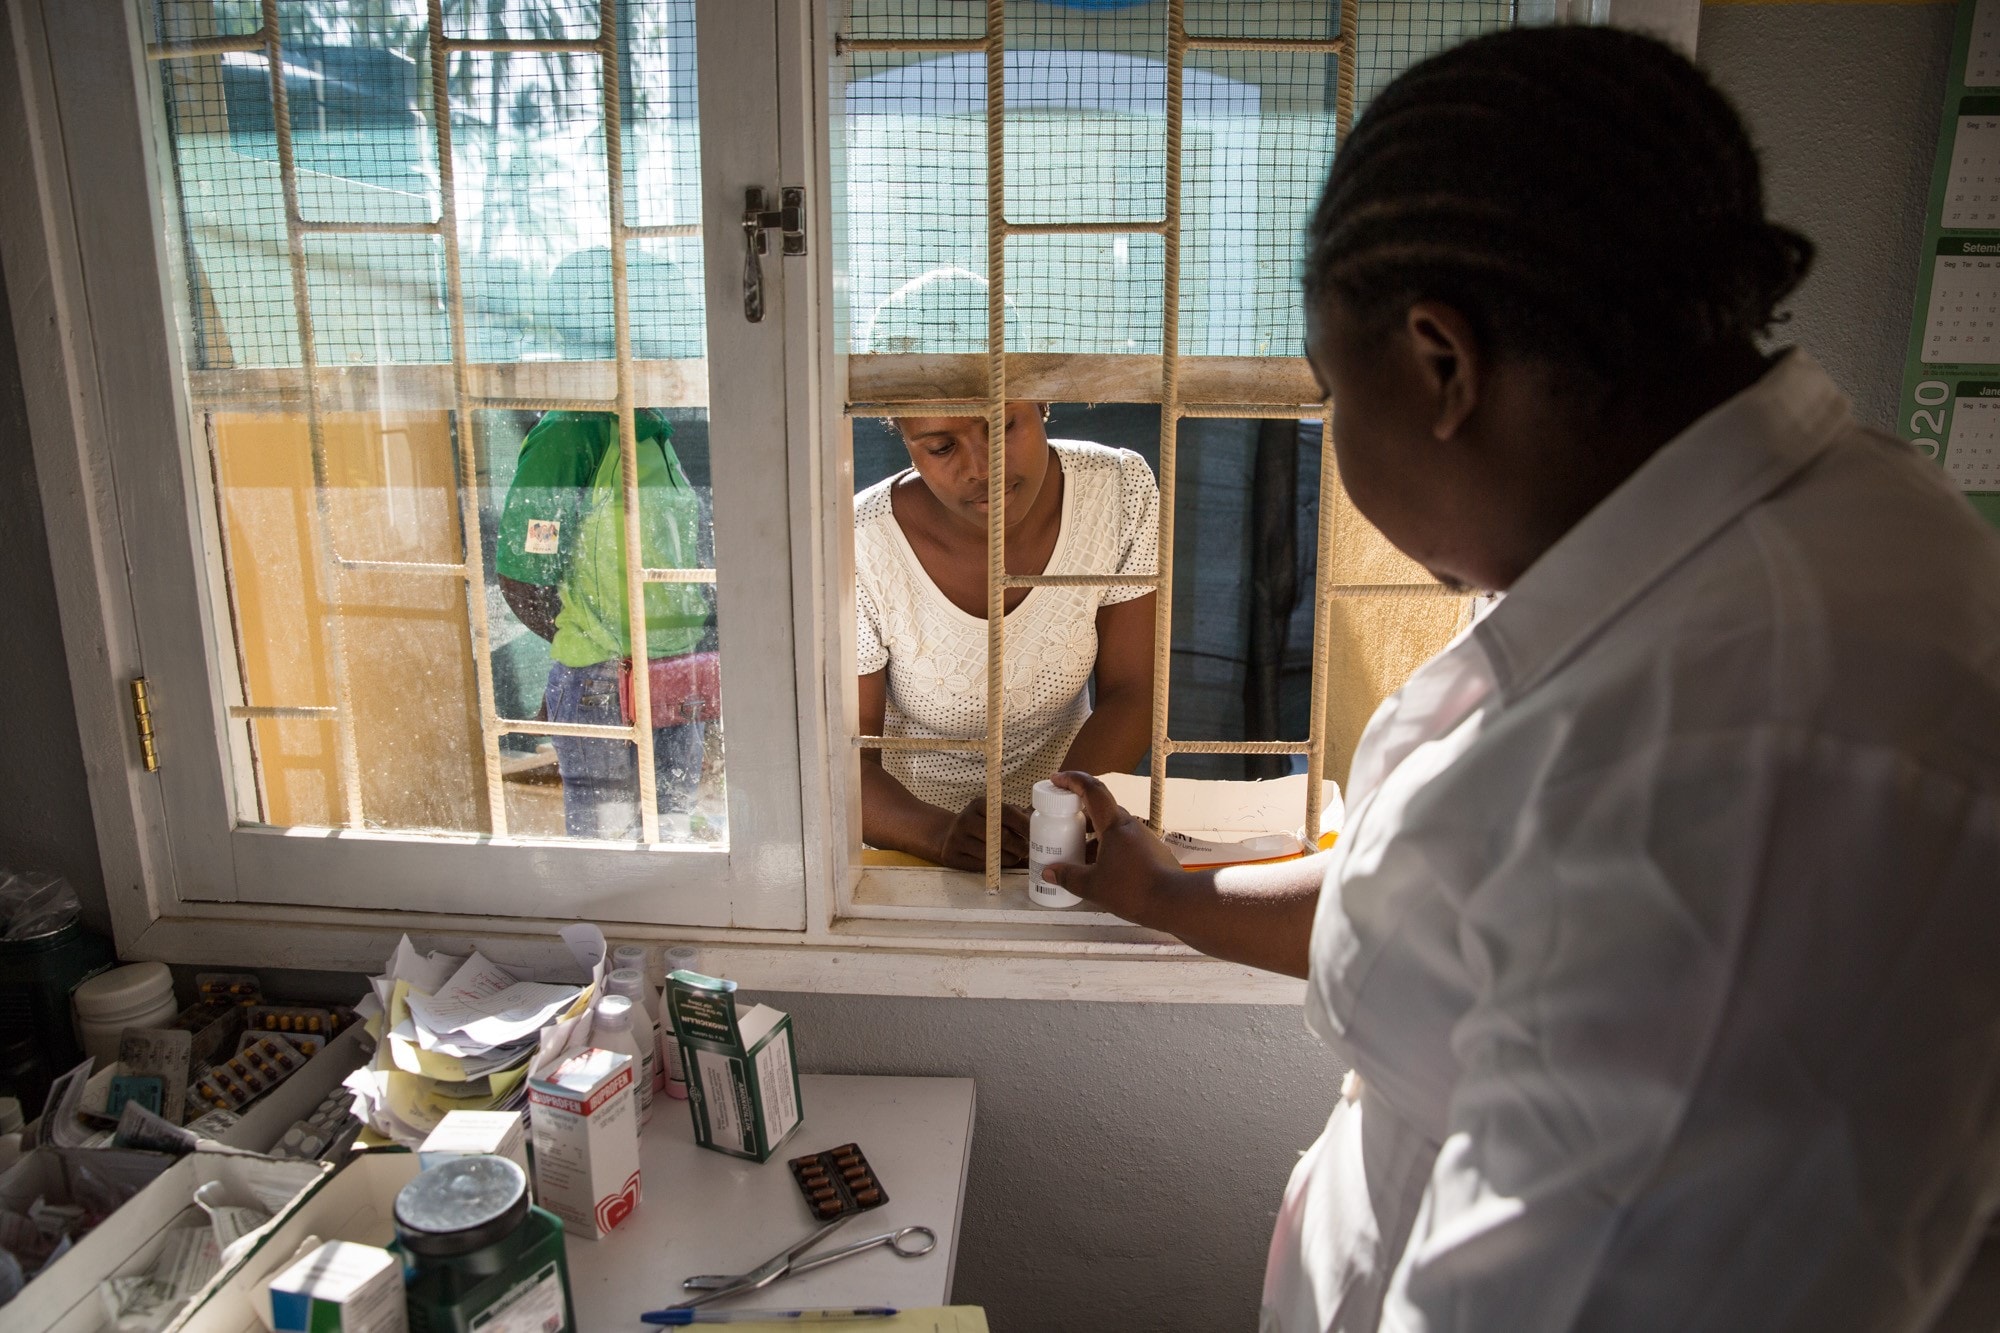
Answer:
[{"left": 1, "top": 0, "right": 1301, "bottom": 1003}]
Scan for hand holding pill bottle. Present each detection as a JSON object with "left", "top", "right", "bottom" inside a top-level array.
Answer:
[{"left": 1028, "top": 779, "right": 1085, "bottom": 908}]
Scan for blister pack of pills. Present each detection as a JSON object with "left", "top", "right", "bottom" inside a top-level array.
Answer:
[
  {"left": 787, "top": 1143, "right": 889, "bottom": 1219},
  {"left": 195, "top": 971, "right": 264, "bottom": 1007}
]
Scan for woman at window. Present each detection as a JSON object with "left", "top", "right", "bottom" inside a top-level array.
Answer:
[{"left": 857, "top": 270, "right": 1159, "bottom": 871}]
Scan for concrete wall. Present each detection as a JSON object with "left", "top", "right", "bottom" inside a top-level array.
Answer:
[
  {"left": 1699, "top": 2, "right": 1958, "bottom": 431},
  {"left": 0, "top": 5, "right": 1963, "bottom": 1329}
]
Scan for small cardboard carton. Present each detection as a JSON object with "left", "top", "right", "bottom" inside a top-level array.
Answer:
[
  {"left": 664, "top": 971, "right": 802, "bottom": 1162},
  {"left": 526, "top": 1048, "right": 640, "bottom": 1241},
  {"left": 264, "top": 1240, "right": 406, "bottom": 1333},
  {"left": 418, "top": 1110, "right": 530, "bottom": 1194}
]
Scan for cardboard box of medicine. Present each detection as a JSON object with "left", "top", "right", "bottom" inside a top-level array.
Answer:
[
  {"left": 527, "top": 1047, "right": 641, "bottom": 1240},
  {"left": 266, "top": 1240, "right": 407, "bottom": 1333},
  {"left": 175, "top": 1153, "right": 422, "bottom": 1332},
  {"left": 665, "top": 970, "right": 802, "bottom": 1162},
  {"left": 0, "top": 1146, "right": 329, "bottom": 1333},
  {"left": 419, "top": 1110, "right": 531, "bottom": 1192}
]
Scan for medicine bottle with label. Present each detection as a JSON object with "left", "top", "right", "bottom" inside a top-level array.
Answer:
[
  {"left": 593, "top": 994, "right": 652, "bottom": 1126},
  {"left": 1027, "top": 779, "right": 1085, "bottom": 908},
  {"left": 603, "top": 971, "right": 658, "bottom": 1120}
]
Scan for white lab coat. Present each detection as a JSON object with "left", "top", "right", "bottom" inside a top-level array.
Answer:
[{"left": 1262, "top": 352, "right": 2000, "bottom": 1332}]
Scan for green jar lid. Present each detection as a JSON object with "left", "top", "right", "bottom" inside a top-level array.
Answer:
[{"left": 395, "top": 1155, "right": 529, "bottom": 1258}]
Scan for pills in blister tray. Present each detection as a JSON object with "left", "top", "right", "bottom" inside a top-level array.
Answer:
[{"left": 788, "top": 1143, "right": 889, "bottom": 1220}]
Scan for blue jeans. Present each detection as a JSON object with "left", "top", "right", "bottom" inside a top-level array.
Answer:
[{"left": 544, "top": 660, "right": 705, "bottom": 840}]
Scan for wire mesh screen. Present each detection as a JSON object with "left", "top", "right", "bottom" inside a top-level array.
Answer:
[
  {"left": 840, "top": 0, "right": 1515, "bottom": 358},
  {"left": 1182, "top": 48, "right": 1334, "bottom": 356},
  {"left": 304, "top": 233, "right": 449, "bottom": 363},
  {"left": 1356, "top": 0, "right": 1515, "bottom": 112},
  {"left": 145, "top": 1, "right": 721, "bottom": 846},
  {"left": 1005, "top": 6, "right": 1166, "bottom": 225},
  {"left": 153, "top": 0, "right": 261, "bottom": 40},
  {"left": 1008, "top": 233, "right": 1163, "bottom": 353},
  {"left": 440, "top": 0, "right": 599, "bottom": 43},
  {"left": 845, "top": 47, "right": 989, "bottom": 352}
]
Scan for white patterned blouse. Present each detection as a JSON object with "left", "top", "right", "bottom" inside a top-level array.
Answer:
[{"left": 855, "top": 438, "right": 1160, "bottom": 812}]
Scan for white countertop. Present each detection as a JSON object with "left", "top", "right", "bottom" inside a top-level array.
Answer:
[{"left": 563, "top": 1073, "right": 976, "bottom": 1328}]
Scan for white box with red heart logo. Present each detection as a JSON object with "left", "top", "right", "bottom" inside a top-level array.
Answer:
[{"left": 527, "top": 1047, "right": 642, "bottom": 1241}]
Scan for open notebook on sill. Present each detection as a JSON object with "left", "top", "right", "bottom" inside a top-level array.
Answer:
[{"left": 859, "top": 772, "right": 1342, "bottom": 871}]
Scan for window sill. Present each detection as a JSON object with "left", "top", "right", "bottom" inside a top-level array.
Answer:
[{"left": 118, "top": 898, "right": 1308, "bottom": 1006}]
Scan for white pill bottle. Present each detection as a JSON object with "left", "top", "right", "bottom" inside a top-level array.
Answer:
[{"left": 1027, "top": 779, "right": 1086, "bottom": 908}]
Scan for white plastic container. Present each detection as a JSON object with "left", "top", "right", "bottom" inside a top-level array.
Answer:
[
  {"left": 1027, "top": 779, "right": 1086, "bottom": 908},
  {"left": 659, "top": 946, "right": 700, "bottom": 1100},
  {"left": 72, "top": 961, "right": 178, "bottom": 1068},
  {"left": 609, "top": 945, "right": 662, "bottom": 1025},
  {"left": 592, "top": 994, "right": 653, "bottom": 1126},
  {"left": 603, "top": 970, "right": 658, "bottom": 1119}
]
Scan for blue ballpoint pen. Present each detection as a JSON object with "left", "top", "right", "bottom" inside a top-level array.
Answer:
[{"left": 639, "top": 1306, "right": 900, "bottom": 1326}]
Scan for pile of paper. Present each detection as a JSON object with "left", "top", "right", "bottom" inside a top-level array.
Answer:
[{"left": 343, "top": 924, "right": 607, "bottom": 1147}]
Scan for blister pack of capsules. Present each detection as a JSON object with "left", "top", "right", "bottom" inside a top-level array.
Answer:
[
  {"left": 244, "top": 1004, "right": 350, "bottom": 1042},
  {"left": 788, "top": 1143, "right": 888, "bottom": 1219},
  {"left": 195, "top": 971, "right": 263, "bottom": 1007},
  {"left": 190, "top": 1034, "right": 307, "bottom": 1111}
]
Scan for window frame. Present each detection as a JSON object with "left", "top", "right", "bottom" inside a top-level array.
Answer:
[{"left": 15, "top": 0, "right": 1731, "bottom": 1002}]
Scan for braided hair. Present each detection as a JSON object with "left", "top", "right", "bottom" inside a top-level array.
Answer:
[{"left": 1305, "top": 25, "right": 1813, "bottom": 385}]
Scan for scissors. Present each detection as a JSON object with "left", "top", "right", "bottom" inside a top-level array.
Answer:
[{"left": 648, "top": 1215, "right": 938, "bottom": 1315}]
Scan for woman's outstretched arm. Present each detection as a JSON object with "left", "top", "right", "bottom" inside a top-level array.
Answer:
[{"left": 858, "top": 669, "right": 1028, "bottom": 869}]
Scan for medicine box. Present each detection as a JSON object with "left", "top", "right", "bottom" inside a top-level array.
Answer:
[
  {"left": 418, "top": 1110, "right": 531, "bottom": 1191},
  {"left": 265, "top": 1240, "right": 407, "bottom": 1333},
  {"left": 664, "top": 970, "right": 802, "bottom": 1163},
  {"left": 526, "top": 1047, "right": 641, "bottom": 1241}
]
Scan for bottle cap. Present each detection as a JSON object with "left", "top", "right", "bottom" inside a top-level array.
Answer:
[
  {"left": 395, "top": 1155, "right": 529, "bottom": 1257},
  {"left": 1031, "top": 779, "right": 1081, "bottom": 818},
  {"left": 611, "top": 944, "right": 650, "bottom": 970},
  {"left": 664, "top": 945, "right": 700, "bottom": 968},
  {"left": 606, "top": 968, "right": 645, "bottom": 999},
  {"left": 596, "top": 993, "right": 634, "bottom": 1032}
]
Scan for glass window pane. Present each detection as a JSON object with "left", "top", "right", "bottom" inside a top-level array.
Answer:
[{"left": 152, "top": 1, "right": 723, "bottom": 846}]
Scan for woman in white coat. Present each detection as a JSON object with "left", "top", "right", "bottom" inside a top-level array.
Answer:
[{"left": 1046, "top": 26, "right": 2000, "bottom": 1333}]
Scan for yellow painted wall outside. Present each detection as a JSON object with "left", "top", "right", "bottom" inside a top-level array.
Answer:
[
  {"left": 212, "top": 410, "right": 488, "bottom": 832},
  {"left": 1319, "top": 476, "right": 1469, "bottom": 785}
]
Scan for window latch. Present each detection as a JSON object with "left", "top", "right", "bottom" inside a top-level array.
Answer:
[{"left": 741, "top": 186, "right": 806, "bottom": 323}]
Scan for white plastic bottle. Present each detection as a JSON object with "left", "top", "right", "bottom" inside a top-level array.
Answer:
[
  {"left": 611, "top": 946, "right": 665, "bottom": 1091},
  {"left": 659, "top": 945, "right": 700, "bottom": 1100},
  {"left": 1027, "top": 779, "right": 1086, "bottom": 908},
  {"left": 594, "top": 992, "right": 654, "bottom": 1126},
  {"left": 605, "top": 969, "right": 660, "bottom": 1114},
  {"left": 610, "top": 946, "right": 663, "bottom": 1024}
]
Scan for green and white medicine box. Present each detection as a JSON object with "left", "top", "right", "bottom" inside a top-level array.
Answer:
[{"left": 664, "top": 970, "right": 802, "bottom": 1162}]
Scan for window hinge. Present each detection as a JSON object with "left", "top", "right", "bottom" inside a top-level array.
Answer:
[
  {"left": 741, "top": 186, "right": 806, "bottom": 323},
  {"left": 131, "top": 677, "right": 159, "bottom": 772}
]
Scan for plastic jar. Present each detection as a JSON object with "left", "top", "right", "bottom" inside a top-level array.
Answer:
[
  {"left": 71, "top": 961, "right": 178, "bottom": 1068},
  {"left": 1028, "top": 780, "right": 1086, "bottom": 908},
  {"left": 396, "top": 1155, "right": 575, "bottom": 1333},
  {"left": 659, "top": 946, "right": 700, "bottom": 1100},
  {"left": 602, "top": 975, "right": 658, "bottom": 1120}
]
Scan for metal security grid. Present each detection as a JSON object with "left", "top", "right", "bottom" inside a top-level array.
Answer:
[
  {"left": 145, "top": 0, "right": 710, "bottom": 843},
  {"left": 843, "top": 0, "right": 1464, "bottom": 891}
]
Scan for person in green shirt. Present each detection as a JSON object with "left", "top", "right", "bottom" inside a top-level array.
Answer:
[{"left": 496, "top": 409, "right": 717, "bottom": 839}]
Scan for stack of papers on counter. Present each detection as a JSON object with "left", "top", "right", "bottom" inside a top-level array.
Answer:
[{"left": 343, "top": 924, "right": 607, "bottom": 1146}]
